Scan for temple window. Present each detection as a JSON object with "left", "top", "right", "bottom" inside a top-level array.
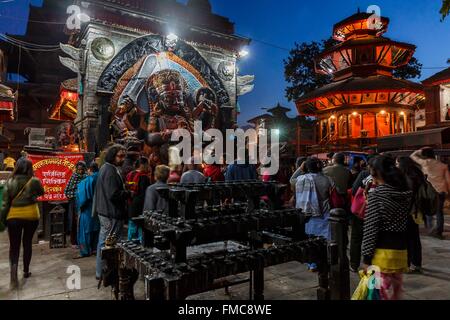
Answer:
[
  {"left": 349, "top": 112, "right": 361, "bottom": 138},
  {"left": 376, "top": 111, "right": 391, "bottom": 137},
  {"left": 338, "top": 115, "right": 348, "bottom": 138}
]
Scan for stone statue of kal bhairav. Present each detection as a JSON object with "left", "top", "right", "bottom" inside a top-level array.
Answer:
[
  {"left": 146, "top": 72, "right": 219, "bottom": 165},
  {"left": 145, "top": 70, "right": 194, "bottom": 165},
  {"left": 111, "top": 66, "right": 219, "bottom": 165}
]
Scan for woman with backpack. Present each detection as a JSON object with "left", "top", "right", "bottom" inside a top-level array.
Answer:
[
  {"left": 397, "top": 157, "right": 433, "bottom": 274},
  {"left": 362, "top": 156, "right": 412, "bottom": 300},
  {"left": 126, "top": 157, "right": 151, "bottom": 242},
  {"left": 0, "top": 158, "right": 44, "bottom": 289}
]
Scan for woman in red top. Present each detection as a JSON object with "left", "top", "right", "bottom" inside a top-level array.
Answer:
[{"left": 203, "top": 163, "right": 225, "bottom": 182}]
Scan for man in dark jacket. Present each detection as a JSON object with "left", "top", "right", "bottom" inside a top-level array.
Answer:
[
  {"left": 95, "top": 144, "right": 130, "bottom": 280},
  {"left": 323, "top": 153, "right": 352, "bottom": 196},
  {"left": 143, "top": 165, "right": 170, "bottom": 212}
]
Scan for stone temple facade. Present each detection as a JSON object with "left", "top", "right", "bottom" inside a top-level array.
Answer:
[{"left": 59, "top": 0, "right": 252, "bottom": 154}]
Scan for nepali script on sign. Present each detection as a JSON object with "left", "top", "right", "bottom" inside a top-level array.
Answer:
[{"left": 28, "top": 153, "right": 85, "bottom": 202}]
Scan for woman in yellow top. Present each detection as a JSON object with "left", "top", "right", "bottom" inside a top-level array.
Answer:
[
  {"left": 3, "top": 155, "right": 16, "bottom": 171},
  {"left": 0, "top": 158, "right": 44, "bottom": 289}
]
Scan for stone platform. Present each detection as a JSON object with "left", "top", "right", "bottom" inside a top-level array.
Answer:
[{"left": 1, "top": 221, "right": 450, "bottom": 300}]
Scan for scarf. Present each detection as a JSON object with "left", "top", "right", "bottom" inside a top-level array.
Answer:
[{"left": 296, "top": 173, "right": 321, "bottom": 217}]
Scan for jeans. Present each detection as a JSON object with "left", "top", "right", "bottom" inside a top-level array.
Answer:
[
  {"left": 350, "top": 215, "right": 364, "bottom": 269},
  {"left": 7, "top": 219, "right": 39, "bottom": 273},
  {"left": 426, "top": 193, "right": 446, "bottom": 235},
  {"left": 127, "top": 219, "right": 142, "bottom": 243},
  {"left": 95, "top": 215, "right": 124, "bottom": 278},
  {"left": 407, "top": 215, "right": 422, "bottom": 268}
]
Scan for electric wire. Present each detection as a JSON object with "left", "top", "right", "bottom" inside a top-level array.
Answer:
[
  {"left": 0, "top": 35, "right": 61, "bottom": 52},
  {"left": 1, "top": 34, "right": 60, "bottom": 48}
]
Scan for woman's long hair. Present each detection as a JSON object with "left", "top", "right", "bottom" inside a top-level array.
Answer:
[
  {"left": 371, "top": 155, "right": 408, "bottom": 191},
  {"left": 12, "top": 158, "right": 34, "bottom": 178},
  {"left": 396, "top": 156, "right": 426, "bottom": 191}
]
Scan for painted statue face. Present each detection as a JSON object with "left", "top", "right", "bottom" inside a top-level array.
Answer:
[{"left": 159, "top": 81, "right": 185, "bottom": 113}]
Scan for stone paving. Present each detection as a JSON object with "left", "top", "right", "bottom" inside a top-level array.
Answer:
[{"left": 1, "top": 220, "right": 450, "bottom": 300}]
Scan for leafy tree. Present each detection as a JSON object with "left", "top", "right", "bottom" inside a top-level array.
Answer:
[
  {"left": 393, "top": 57, "right": 422, "bottom": 80},
  {"left": 284, "top": 38, "right": 337, "bottom": 102},
  {"left": 441, "top": 0, "right": 450, "bottom": 20}
]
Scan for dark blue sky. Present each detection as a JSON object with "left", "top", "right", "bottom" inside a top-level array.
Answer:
[{"left": 1, "top": 0, "right": 449, "bottom": 125}]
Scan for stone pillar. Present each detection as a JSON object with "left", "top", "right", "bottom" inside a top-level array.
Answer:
[
  {"left": 424, "top": 86, "right": 441, "bottom": 126},
  {"left": 374, "top": 112, "right": 378, "bottom": 137},
  {"left": 328, "top": 208, "right": 350, "bottom": 300},
  {"left": 389, "top": 112, "right": 394, "bottom": 134}
]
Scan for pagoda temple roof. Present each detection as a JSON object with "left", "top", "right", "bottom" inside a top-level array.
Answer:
[
  {"left": 297, "top": 75, "right": 424, "bottom": 104},
  {"left": 267, "top": 104, "right": 291, "bottom": 114},
  {"left": 333, "top": 11, "right": 390, "bottom": 41},
  {"left": 319, "top": 37, "right": 416, "bottom": 58},
  {"left": 247, "top": 114, "right": 273, "bottom": 124},
  {"left": 334, "top": 12, "right": 389, "bottom": 29},
  {"left": 422, "top": 67, "right": 450, "bottom": 86}
]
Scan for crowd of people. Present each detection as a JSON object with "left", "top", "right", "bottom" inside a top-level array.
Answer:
[
  {"left": 291, "top": 148, "right": 450, "bottom": 300},
  {"left": 0, "top": 144, "right": 448, "bottom": 300},
  {"left": 0, "top": 144, "right": 262, "bottom": 289}
]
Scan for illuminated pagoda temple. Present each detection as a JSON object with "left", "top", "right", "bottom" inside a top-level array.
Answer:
[{"left": 296, "top": 11, "right": 425, "bottom": 150}]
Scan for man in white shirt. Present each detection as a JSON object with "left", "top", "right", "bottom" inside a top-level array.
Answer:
[{"left": 411, "top": 147, "right": 450, "bottom": 239}]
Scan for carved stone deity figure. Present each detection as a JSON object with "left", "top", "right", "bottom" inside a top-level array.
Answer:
[
  {"left": 110, "top": 96, "right": 136, "bottom": 141},
  {"left": 145, "top": 70, "right": 194, "bottom": 165},
  {"left": 192, "top": 87, "right": 219, "bottom": 130},
  {"left": 109, "top": 52, "right": 222, "bottom": 165}
]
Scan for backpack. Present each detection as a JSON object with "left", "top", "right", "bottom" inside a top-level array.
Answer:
[
  {"left": 126, "top": 171, "right": 143, "bottom": 194},
  {"left": 416, "top": 180, "right": 439, "bottom": 217}
]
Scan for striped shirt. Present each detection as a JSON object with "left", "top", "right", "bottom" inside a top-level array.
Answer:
[{"left": 362, "top": 184, "right": 412, "bottom": 265}]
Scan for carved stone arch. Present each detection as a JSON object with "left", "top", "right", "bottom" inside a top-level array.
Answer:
[{"left": 97, "top": 34, "right": 230, "bottom": 106}]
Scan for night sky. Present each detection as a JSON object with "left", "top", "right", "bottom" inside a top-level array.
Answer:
[{"left": 1, "top": 0, "right": 449, "bottom": 125}]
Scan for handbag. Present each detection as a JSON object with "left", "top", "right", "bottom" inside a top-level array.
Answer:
[
  {"left": 351, "top": 270, "right": 370, "bottom": 300},
  {"left": 330, "top": 187, "right": 345, "bottom": 209},
  {"left": 351, "top": 187, "right": 367, "bottom": 219},
  {"left": 1, "top": 178, "right": 32, "bottom": 224}
]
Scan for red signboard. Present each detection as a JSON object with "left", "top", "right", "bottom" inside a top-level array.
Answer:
[{"left": 28, "top": 153, "right": 85, "bottom": 202}]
